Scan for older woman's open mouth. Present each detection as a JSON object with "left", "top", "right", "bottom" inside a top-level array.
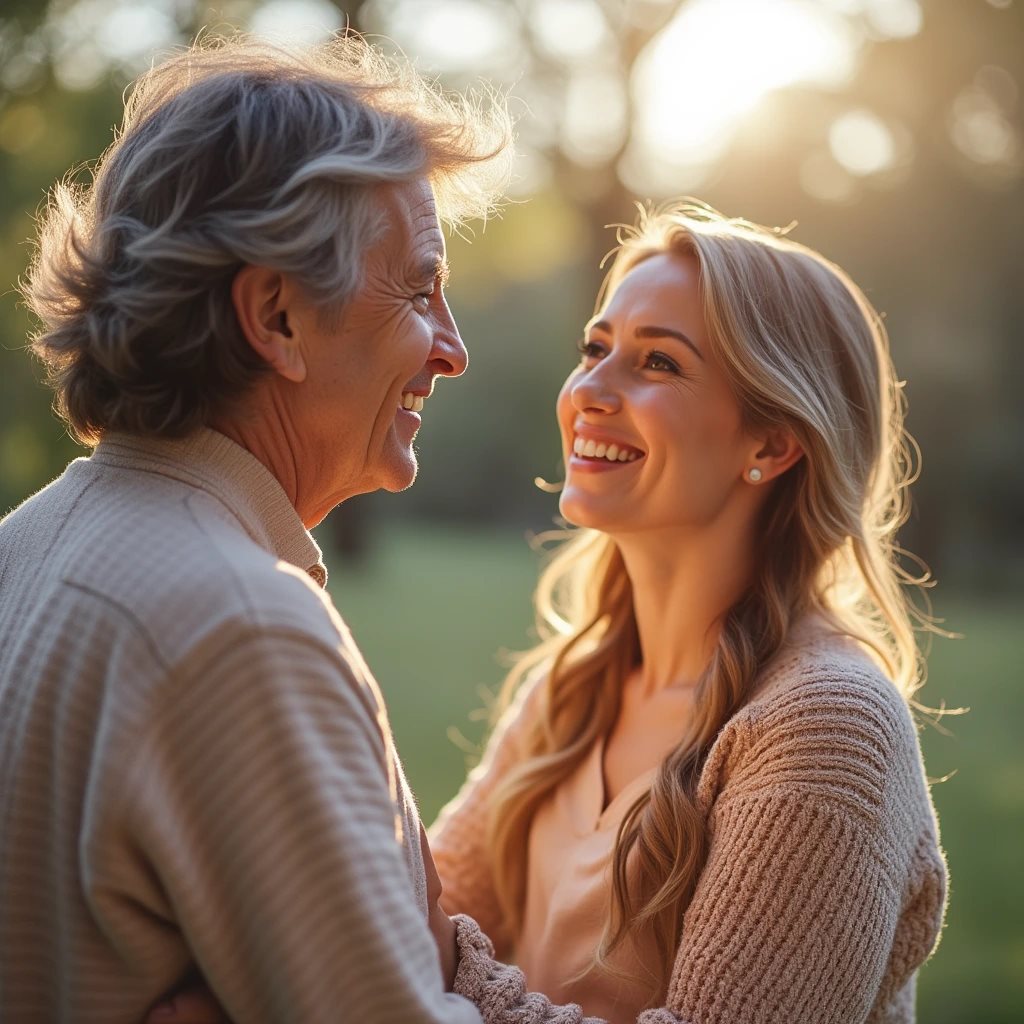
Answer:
[{"left": 400, "top": 391, "right": 426, "bottom": 412}]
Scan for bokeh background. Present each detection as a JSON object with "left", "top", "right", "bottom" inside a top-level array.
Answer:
[{"left": 1, "top": 0, "right": 1022, "bottom": 1019}]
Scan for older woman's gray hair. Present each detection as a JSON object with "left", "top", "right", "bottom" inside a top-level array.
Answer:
[{"left": 22, "top": 33, "right": 512, "bottom": 444}]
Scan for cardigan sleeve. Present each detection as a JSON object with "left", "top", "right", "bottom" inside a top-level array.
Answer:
[
  {"left": 429, "top": 671, "right": 547, "bottom": 957},
  {"left": 650, "top": 789, "right": 900, "bottom": 1023},
  {"left": 118, "top": 619, "right": 484, "bottom": 1024},
  {"left": 451, "top": 675, "right": 924, "bottom": 1024},
  {"left": 642, "top": 677, "right": 923, "bottom": 1024}
]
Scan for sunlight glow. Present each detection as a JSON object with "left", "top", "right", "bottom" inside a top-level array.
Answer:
[
  {"left": 631, "top": 0, "right": 857, "bottom": 187},
  {"left": 948, "top": 67, "right": 1021, "bottom": 176},
  {"left": 816, "top": 0, "right": 923, "bottom": 39},
  {"left": 563, "top": 70, "right": 627, "bottom": 166},
  {"left": 799, "top": 151, "right": 857, "bottom": 203},
  {"left": 48, "top": 0, "right": 182, "bottom": 90},
  {"left": 96, "top": 2, "right": 177, "bottom": 63},
  {"left": 249, "top": 0, "right": 344, "bottom": 46},
  {"left": 862, "top": 0, "right": 922, "bottom": 39},
  {"left": 829, "top": 109, "right": 896, "bottom": 175},
  {"left": 383, "top": 0, "right": 521, "bottom": 73},
  {"left": 533, "top": 0, "right": 608, "bottom": 62},
  {"left": 949, "top": 90, "right": 1022, "bottom": 182}
]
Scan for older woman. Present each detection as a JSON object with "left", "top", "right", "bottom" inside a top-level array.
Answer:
[
  {"left": 429, "top": 204, "right": 948, "bottom": 1023},
  {"left": 0, "top": 34, "right": 514, "bottom": 1024}
]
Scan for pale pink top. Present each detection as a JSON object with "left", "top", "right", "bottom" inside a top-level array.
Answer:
[{"left": 517, "top": 730, "right": 675, "bottom": 1024}]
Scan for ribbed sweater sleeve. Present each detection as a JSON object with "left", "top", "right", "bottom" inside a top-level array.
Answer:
[
  {"left": 117, "top": 621, "right": 482, "bottom": 1024},
  {"left": 651, "top": 790, "right": 897, "bottom": 1023},
  {"left": 449, "top": 675, "right": 923, "bottom": 1024},
  {"left": 646, "top": 677, "right": 912, "bottom": 1023}
]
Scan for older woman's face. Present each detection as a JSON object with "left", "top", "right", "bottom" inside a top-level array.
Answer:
[
  {"left": 557, "top": 252, "right": 752, "bottom": 538},
  {"left": 287, "top": 179, "right": 466, "bottom": 522}
]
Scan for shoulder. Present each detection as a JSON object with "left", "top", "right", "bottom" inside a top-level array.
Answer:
[
  {"left": 701, "top": 625, "right": 920, "bottom": 825},
  {"left": 55, "top": 466, "right": 345, "bottom": 668},
  {"left": 748, "top": 627, "right": 915, "bottom": 746}
]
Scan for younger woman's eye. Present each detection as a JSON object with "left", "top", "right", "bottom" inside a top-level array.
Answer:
[{"left": 645, "top": 350, "right": 680, "bottom": 373}]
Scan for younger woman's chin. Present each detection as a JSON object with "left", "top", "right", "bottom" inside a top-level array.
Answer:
[{"left": 558, "top": 495, "right": 619, "bottom": 533}]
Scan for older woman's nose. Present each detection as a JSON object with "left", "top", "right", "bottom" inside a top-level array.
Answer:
[{"left": 429, "top": 298, "right": 468, "bottom": 378}]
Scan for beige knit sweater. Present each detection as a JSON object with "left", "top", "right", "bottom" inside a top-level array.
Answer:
[
  {"left": 435, "top": 624, "right": 949, "bottom": 1023},
  {"left": 0, "top": 429, "right": 488, "bottom": 1023}
]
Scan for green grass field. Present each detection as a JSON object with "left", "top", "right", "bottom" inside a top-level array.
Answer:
[{"left": 325, "top": 522, "right": 1024, "bottom": 1023}]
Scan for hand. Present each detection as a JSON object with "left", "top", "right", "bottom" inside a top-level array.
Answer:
[
  {"left": 144, "top": 984, "right": 229, "bottom": 1023},
  {"left": 419, "top": 822, "right": 458, "bottom": 990}
]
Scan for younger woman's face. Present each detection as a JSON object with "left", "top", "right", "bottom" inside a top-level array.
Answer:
[{"left": 557, "top": 252, "right": 754, "bottom": 539}]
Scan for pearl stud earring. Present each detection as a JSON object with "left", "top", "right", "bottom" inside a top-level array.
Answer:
[{"left": 748, "top": 467, "right": 763, "bottom": 483}]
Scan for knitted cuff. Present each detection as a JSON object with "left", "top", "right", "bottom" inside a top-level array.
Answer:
[{"left": 451, "top": 913, "right": 589, "bottom": 1024}]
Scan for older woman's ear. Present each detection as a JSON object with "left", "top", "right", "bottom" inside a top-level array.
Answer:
[{"left": 231, "top": 266, "right": 307, "bottom": 383}]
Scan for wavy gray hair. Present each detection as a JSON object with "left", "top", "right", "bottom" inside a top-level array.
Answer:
[{"left": 22, "top": 34, "right": 513, "bottom": 444}]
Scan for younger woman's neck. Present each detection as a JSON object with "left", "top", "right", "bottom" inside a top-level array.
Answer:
[{"left": 615, "top": 523, "right": 756, "bottom": 697}]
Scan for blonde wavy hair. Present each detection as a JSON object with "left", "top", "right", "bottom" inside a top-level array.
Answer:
[
  {"left": 486, "top": 201, "right": 935, "bottom": 1002},
  {"left": 22, "top": 33, "right": 511, "bottom": 444}
]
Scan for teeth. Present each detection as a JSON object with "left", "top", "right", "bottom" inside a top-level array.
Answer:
[
  {"left": 401, "top": 392, "right": 424, "bottom": 412},
  {"left": 572, "top": 436, "right": 641, "bottom": 463}
]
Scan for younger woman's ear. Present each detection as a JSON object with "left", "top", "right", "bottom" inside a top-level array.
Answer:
[
  {"left": 231, "top": 266, "right": 307, "bottom": 383},
  {"left": 749, "top": 427, "right": 804, "bottom": 483}
]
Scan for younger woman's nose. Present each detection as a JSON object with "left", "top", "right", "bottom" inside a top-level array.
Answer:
[{"left": 571, "top": 366, "right": 622, "bottom": 414}]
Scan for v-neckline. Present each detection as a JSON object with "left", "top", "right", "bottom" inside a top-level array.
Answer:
[{"left": 587, "top": 733, "right": 658, "bottom": 833}]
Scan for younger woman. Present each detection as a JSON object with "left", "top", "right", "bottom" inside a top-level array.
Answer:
[{"left": 430, "top": 202, "right": 947, "bottom": 1023}]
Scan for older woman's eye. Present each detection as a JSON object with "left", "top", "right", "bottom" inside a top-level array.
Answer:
[{"left": 412, "top": 291, "right": 432, "bottom": 312}]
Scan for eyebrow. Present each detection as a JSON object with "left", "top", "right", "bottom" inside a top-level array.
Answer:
[
  {"left": 590, "top": 320, "right": 704, "bottom": 361},
  {"left": 416, "top": 255, "right": 450, "bottom": 286}
]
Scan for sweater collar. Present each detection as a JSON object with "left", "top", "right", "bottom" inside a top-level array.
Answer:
[{"left": 89, "top": 428, "right": 327, "bottom": 588}]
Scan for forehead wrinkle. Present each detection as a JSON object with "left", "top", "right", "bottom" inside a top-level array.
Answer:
[
  {"left": 379, "top": 179, "right": 442, "bottom": 266},
  {"left": 406, "top": 211, "right": 445, "bottom": 278},
  {"left": 407, "top": 189, "right": 442, "bottom": 236}
]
